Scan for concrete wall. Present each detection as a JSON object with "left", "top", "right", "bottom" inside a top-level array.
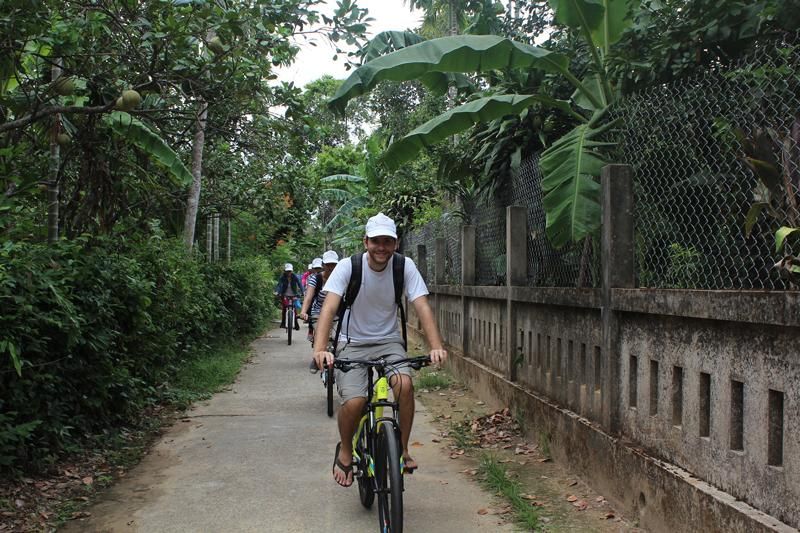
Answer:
[{"left": 407, "top": 166, "right": 799, "bottom": 531}]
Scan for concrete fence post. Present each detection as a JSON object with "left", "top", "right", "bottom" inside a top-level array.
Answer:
[
  {"left": 433, "top": 238, "right": 446, "bottom": 335},
  {"left": 601, "top": 164, "right": 635, "bottom": 432},
  {"left": 506, "top": 206, "right": 527, "bottom": 381},
  {"left": 461, "top": 226, "right": 476, "bottom": 355},
  {"left": 434, "top": 237, "right": 446, "bottom": 286},
  {"left": 416, "top": 244, "right": 428, "bottom": 283}
]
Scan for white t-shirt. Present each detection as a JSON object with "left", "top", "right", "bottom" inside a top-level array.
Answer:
[{"left": 325, "top": 253, "right": 428, "bottom": 345}]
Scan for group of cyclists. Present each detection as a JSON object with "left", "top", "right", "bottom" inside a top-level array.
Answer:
[{"left": 273, "top": 212, "right": 448, "bottom": 488}]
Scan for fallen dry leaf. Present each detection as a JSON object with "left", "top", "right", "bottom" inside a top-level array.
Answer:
[
  {"left": 521, "top": 494, "right": 537, "bottom": 500},
  {"left": 81, "top": 477, "right": 93, "bottom": 485},
  {"left": 573, "top": 500, "right": 589, "bottom": 511},
  {"left": 477, "top": 508, "right": 489, "bottom": 515},
  {"left": 569, "top": 480, "right": 578, "bottom": 487},
  {"left": 431, "top": 438, "right": 441, "bottom": 443},
  {"left": 566, "top": 495, "right": 578, "bottom": 502},
  {"left": 596, "top": 496, "right": 604, "bottom": 502},
  {"left": 411, "top": 441, "right": 423, "bottom": 447},
  {"left": 604, "top": 512, "right": 616, "bottom": 519},
  {"left": 460, "top": 468, "right": 478, "bottom": 476}
]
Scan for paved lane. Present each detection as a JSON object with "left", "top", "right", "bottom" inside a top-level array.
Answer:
[{"left": 63, "top": 329, "right": 511, "bottom": 532}]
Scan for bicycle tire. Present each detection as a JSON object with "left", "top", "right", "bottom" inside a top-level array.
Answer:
[
  {"left": 375, "top": 421, "right": 403, "bottom": 533},
  {"left": 286, "top": 307, "right": 293, "bottom": 345},
  {"left": 326, "top": 365, "right": 334, "bottom": 417},
  {"left": 356, "top": 431, "right": 374, "bottom": 509}
]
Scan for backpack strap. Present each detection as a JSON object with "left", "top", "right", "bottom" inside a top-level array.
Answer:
[
  {"left": 393, "top": 253, "right": 407, "bottom": 350},
  {"left": 332, "top": 253, "right": 363, "bottom": 352}
]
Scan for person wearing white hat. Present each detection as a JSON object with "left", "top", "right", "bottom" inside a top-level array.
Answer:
[
  {"left": 312, "top": 213, "right": 447, "bottom": 487},
  {"left": 274, "top": 262, "right": 303, "bottom": 330},
  {"left": 300, "top": 251, "right": 339, "bottom": 358}
]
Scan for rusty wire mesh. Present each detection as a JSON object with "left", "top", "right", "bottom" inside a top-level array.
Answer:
[
  {"left": 511, "top": 154, "right": 600, "bottom": 288},
  {"left": 443, "top": 214, "right": 462, "bottom": 284},
  {"left": 471, "top": 201, "right": 507, "bottom": 285},
  {"left": 615, "top": 33, "right": 800, "bottom": 289},
  {"left": 404, "top": 214, "right": 462, "bottom": 285}
]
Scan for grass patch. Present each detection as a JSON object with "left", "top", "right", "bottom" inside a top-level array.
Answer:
[
  {"left": 537, "top": 430, "right": 551, "bottom": 460},
  {"left": 479, "top": 453, "right": 539, "bottom": 530},
  {"left": 416, "top": 367, "right": 453, "bottom": 390},
  {"left": 449, "top": 417, "right": 478, "bottom": 450},
  {"left": 167, "top": 341, "right": 252, "bottom": 408}
]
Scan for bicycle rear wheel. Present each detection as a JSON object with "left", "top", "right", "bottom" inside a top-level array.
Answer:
[
  {"left": 375, "top": 421, "right": 403, "bottom": 533},
  {"left": 286, "top": 307, "right": 293, "bottom": 345}
]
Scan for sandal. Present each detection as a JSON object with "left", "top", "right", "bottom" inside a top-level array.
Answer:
[
  {"left": 332, "top": 442, "right": 354, "bottom": 487},
  {"left": 402, "top": 455, "right": 418, "bottom": 475}
]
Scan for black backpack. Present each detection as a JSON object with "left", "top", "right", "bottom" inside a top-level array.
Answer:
[{"left": 332, "top": 252, "right": 407, "bottom": 352}]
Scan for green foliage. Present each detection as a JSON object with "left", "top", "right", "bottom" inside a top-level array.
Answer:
[
  {"left": 665, "top": 243, "right": 702, "bottom": 288},
  {"left": 478, "top": 453, "right": 540, "bottom": 530},
  {"left": 415, "top": 367, "right": 452, "bottom": 389},
  {"left": 0, "top": 236, "right": 274, "bottom": 473},
  {"left": 167, "top": 342, "right": 253, "bottom": 410}
]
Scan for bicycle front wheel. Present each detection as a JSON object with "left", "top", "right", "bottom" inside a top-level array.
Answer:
[
  {"left": 286, "top": 307, "right": 294, "bottom": 345},
  {"left": 326, "top": 365, "right": 334, "bottom": 417},
  {"left": 375, "top": 421, "right": 403, "bottom": 533}
]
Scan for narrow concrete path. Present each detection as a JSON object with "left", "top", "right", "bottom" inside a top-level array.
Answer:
[{"left": 64, "top": 329, "right": 511, "bottom": 532}]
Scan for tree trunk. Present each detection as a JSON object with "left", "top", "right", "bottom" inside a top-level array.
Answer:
[
  {"left": 213, "top": 213, "right": 220, "bottom": 262},
  {"left": 47, "top": 61, "right": 62, "bottom": 244},
  {"left": 206, "top": 215, "right": 212, "bottom": 262},
  {"left": 226, "top": 216, "right": 231, "bottom": 264},
  {"left": 183, "top": 98, "right": 208, "bottom": 251}
]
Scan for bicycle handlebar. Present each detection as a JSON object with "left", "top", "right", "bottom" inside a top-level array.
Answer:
[{"left": 333, "top": 355, "right": 431, "bottom": 372}]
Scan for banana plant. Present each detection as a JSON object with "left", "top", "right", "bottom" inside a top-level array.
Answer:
[
  {"left": 103, "top": 111, "right": 193, "bottom": 187},
  {"left": 329, "top": 0, "right": 639, "bottom": 248}
]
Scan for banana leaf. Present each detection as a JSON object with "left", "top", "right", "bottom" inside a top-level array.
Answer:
[
  {"left": 548, "top": 0, "right": 637, "bottom": 51},
  {"left": 328, "top": 35, "right": 569, "bottom": 114},
  {"left": 324, "top": 195, "right": 370, "bottom": 232},
  {"left": 104, "top": 112, "right": 192, "bottom": 187},
  {"left": 540, "top": 122, "right": 614, "bottom": 247},
  {"left": 381, "top": 94, "right": 579, "bottom": 169},
  {"left": 321, "top": 174, "right": 366, "bottom": 184}
]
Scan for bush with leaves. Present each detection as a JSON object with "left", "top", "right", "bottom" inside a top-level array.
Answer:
[{"left": 0, "top": 235, "right": 274, "bottom": 473}]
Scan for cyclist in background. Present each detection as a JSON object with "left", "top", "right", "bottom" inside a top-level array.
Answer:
[
  {"left": 274, "top": 263, "right": 303, "bottom": 330},
  {"left": 301, "top": 263, "right": 312, "bottom": 289},
  {"left": 300, "top": 251, "right": 338, "bottom": 370},
  {"left": 301, "top": 257, "right": 324, "bottom": 343}
]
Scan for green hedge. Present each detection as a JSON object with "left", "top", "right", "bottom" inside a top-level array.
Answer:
[{"left": 0, "top": 236, "right": 274, "bottom": 472}]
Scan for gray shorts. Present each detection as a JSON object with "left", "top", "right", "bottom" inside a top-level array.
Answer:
[{"left": 336, "top": 341, "right": 411, "bottom": 403}]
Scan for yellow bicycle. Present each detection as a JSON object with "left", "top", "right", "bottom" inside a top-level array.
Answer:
[{"left": 333, "top": 355, "right": 430, "bottom": 533}]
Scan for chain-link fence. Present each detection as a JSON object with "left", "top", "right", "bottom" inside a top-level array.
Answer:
[
  {"left": 510, "top": 154, "right": 600, "bottom": 288},
  {"left": 616, "top": 33, "right": 800, "bottom": 290},
  {"left": 404, "top": 213, "right": 462, "bottom": 284}
]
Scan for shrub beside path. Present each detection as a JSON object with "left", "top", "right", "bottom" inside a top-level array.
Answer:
[{"left": 62, "top": 329, "right": 513, "bottom": 532}]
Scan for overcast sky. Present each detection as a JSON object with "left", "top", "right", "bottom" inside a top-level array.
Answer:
[{"left": 276, "top": 0, "right": 422, "bottom": 88}]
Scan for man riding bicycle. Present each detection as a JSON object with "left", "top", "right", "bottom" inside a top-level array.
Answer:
[
  {"left": 274, "top": 263, "right": 303, "bottom": 330},
  {"left": 313, "top": 213, "right": 447, "bottom": 487}
]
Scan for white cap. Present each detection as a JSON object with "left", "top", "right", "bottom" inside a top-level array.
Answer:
[
  {"left": 311, "top": 257, "right": 323, "bottom": 269},
  {"left": 284, "top": 263, "right": 293, "bottom": 271},
  {"left": 307, "top": 263, "right": 313, "bottom": 270},
  {"left": 322, "top": 250, "right": 339, "bottom": 264},
  {"left": 365, "top": 212, "right": 397, "bottom": 239}
]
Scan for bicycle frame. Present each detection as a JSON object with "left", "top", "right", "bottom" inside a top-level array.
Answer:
[{"left": 348, "top": 357, "right": 431, "bottom": 481}]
